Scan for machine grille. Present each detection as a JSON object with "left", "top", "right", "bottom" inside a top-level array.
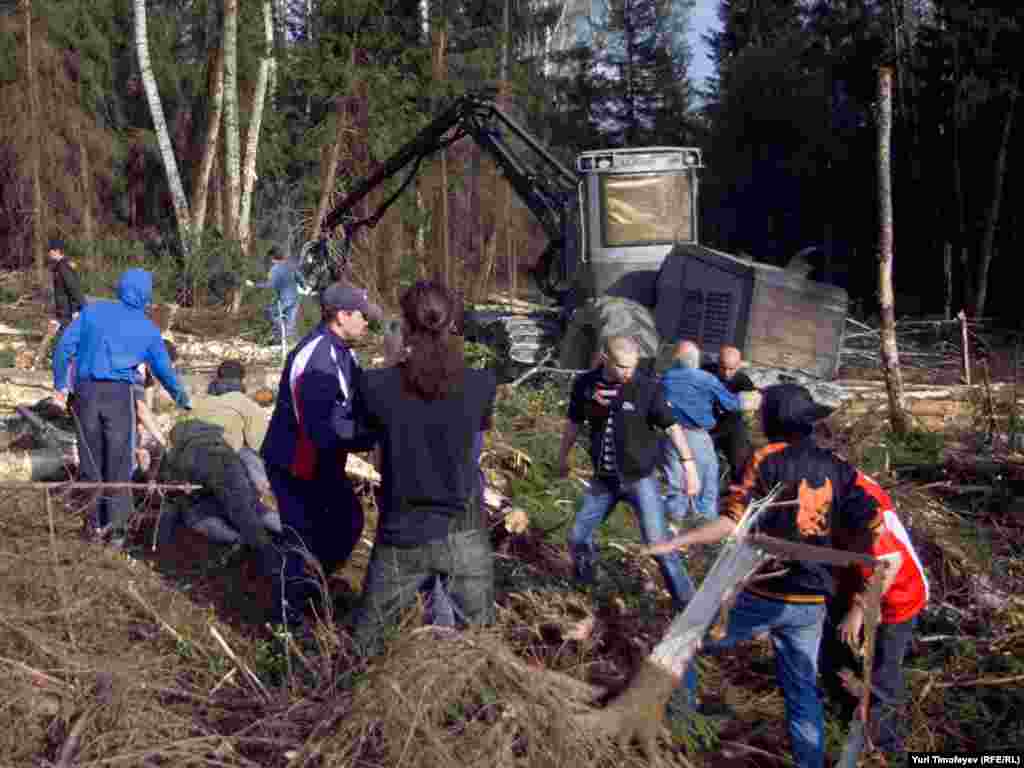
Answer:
[{"left": 704, "top": 291, "right": 734, "bottom": 347}]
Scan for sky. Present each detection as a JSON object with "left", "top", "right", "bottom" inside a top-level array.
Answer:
[{"left": 686, "top": 0, "right": 719, "bottom": 90}]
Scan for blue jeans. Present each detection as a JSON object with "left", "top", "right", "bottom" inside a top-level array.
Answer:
[
  {"left": 681, "top": 591, "right": 826, "bottom": 768},
  {"left": 820, "top": 605, "right": 916, "bottom": 753},
  {"left": 660, "top": 430, "right": 719, "bottom": 521},
  {"left": 270, "top": 301, "right": 300, "bottom": 341},
  {"left": 568, "top": 474, "right": 695, "bottom": 608}
]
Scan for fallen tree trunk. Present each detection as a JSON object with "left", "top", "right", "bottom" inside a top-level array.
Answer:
[{"left": 0, "top": 449, "right": 72, "bottom": 481}]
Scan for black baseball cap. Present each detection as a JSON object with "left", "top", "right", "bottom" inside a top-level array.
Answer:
[
  {"left": 47, "top": 238, "right": 65, "bottom": 252},
  {"left": 761, "top": 383, "right": 834, "bottom": 439},
  {"left": 320, "top": 281, "right": 382, "bottom": 322}
]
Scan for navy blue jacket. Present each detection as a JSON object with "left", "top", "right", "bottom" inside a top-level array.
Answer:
[{"left": 261, "top": 324, "right": 373, "bottom": 481}]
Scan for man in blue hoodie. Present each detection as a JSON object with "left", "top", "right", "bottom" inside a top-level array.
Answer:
[{"left": 53, "top": 268, "right": 191, "bottom": 546}]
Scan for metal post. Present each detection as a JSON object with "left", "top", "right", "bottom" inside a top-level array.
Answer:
[{"left": 959, "top": 309, "right": 971, "bottom": 385}]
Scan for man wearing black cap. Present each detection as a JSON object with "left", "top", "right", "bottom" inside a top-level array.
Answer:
[
  {"left": 644, "top": 383, "right": 887, "bottom": 768},
  {"left": 261, "top": 280, "right": 382, "bottom": 628},
  {"left": 47, "top": 238, "right": 85, "bottom": 333}
]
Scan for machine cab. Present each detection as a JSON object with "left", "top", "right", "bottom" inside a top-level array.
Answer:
[{"left": 575, "top": 147, "right": 703, "bottom": 306}]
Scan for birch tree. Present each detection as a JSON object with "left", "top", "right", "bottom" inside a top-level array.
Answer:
[
  {"left": 191, "top": 41, "right": 225, "bottom": 239},
  {"left": 877, "top": 66, "right": 910, "bottom": 436},
  {"left": 238, "top": 0, "right": 275, "bottom": 254},
  {"left": 135, "top": 0, "right": 193, "bottom": 253},
  {"left": 223, "top": 0, "right": 241, "bottom": 241}
]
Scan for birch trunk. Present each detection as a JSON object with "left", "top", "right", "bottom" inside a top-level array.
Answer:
[
  {"left": 134, "top": 0, "right": 193, "bottom": 252},
  {"left": 191, "top": 44, "right": 225, "bottom": 241},
  {"left": 973, "top": 81, "right": 1018, "bottom": 318},
  {"left": 23, "top": 0, "right": 45, "bottom": 284},
  {"left": 238, "top": 0, "right": 274, "bottom": 256},
  {"left": 222, "top": 0, "right": 241, "bottom": 242},
  {"left": 877, "top": 67, "right": 910, "bottom": 436}
]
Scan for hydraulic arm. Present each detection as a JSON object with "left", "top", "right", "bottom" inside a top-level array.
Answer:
[{"left": 306, "top": 92, "right": 580, "bottom": 300}]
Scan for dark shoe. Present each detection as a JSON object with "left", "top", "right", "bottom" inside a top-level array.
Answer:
[{"left": 573, "top": 558, "right": 598, "bottom": 586}]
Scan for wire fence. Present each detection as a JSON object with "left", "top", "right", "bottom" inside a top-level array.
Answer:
[{"left": 840, "top": 315, "right": 1023, "bottom": 381}]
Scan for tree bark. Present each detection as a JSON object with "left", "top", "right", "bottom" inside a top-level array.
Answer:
[
  {"left": 191, "top": 44, "right": 225, "bottom": 242},
  {"left": 951, "top": 41, "right": 969, "bottom": 311},
  {"left": 430, "top": 21, "right": 450, "bottom": 287},
  {"left": 222, "top": 0, "right": 241, "bottom": 242},
  {"left": 23, "top": 0, "right": 45, "bottom": 284},
  {"left": 973, "top": 81, "right": 1017, "bottom": 318},
  {"left": 877, "top": 67, "right": 910, "bottom": 436},
  {"left": 134, "top": 0, "right": 193, "bottom": 252},
  {"left": 238, "top": 0, "right": 274, "bottom": 256},
  {"left": 313, "top": 98, "right": 348, "bottom": 239}
]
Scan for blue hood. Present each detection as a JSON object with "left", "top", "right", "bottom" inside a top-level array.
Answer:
[{"left": 118, "top": 269, "right": 153, "bottom": 309}]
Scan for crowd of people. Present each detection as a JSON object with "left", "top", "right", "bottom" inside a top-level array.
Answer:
[{"left": 47, "top": 257, "right": 926, "bottom": 768}]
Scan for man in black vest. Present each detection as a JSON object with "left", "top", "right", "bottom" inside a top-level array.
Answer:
[{"left": 557, "top": 335, "right": 699, "bottom": 610}]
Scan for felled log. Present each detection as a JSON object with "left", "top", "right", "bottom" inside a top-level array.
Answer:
[{"left": 0, "top": 450, "right": 72, "bottom": 481}]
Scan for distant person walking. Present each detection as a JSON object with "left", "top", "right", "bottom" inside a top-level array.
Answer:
[
  {"left": 247, "top": 247, "right": 300, "bottom": 345},
  {"left": 38, "top": 238, "right": 86, "bottom": 375},
  {"left": 47, "top": 238, "right": 85, "bottom": 331},
  {"left": 53, "top": 269, "right": 191, "bottom": 547}
]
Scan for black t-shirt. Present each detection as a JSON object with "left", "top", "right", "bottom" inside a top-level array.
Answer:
[
  {"left": 702, "top": 362, "right": 756, "bottom": 395},
  {"left": 356, "top": 366, "right": 497, "bottom": 547},
  {"left": 703, "top": 363, "right": 755, "bottom": 423}
]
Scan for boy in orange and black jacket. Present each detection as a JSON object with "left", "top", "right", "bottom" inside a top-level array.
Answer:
[{"left": 647, "top": 383, "right": 887, "bottom": 768}]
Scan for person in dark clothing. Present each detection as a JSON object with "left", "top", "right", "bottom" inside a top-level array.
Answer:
[
  {"left": 53, "top": 269, "right": 191, "bottom": 547},
  {"left": 704, "top": 345, "right": 757, "bottom": 483},
  {"left": 47, "top": 238, "right": 86, "bottom": 390},
  {"left": 351, "top": 281, "right": 498, "bottom": 654},
  {"left": 47, "top": 238, "right": 85, "bottom": 330},
  {"left": 558, "top": 335, "right": 699, "bottom": 611},
  {"left": 260, "top": 280, "right": 382, "bottom": 629},
  {"left": 647, "top": 384, "right": 886, "bottom": 768}
]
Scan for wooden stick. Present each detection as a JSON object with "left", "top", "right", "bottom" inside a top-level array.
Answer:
[
  {"left": 933, "top": 673, "right": 1024, "bottom": 690},
  {"left": 208, "top": 625, "right": 271, "bottom": 702},
  {"left": 46, "top": 489, "right": 77, "bottom": 649},
  {"left": 0, "top": 480, "right": 202, "bottom": 491}
]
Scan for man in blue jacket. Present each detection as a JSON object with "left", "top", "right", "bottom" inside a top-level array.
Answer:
[
  {"left": 659, "top": 340, "right": 741, "bottom": 522},
  {"left": 246, "top": 247, "right": 300, "bottom": 344},
  {"left": 261, "top": 280, "right": 381, "bottom": 629},
  {"left": 53, "top": 268, "right": 191, "bottom": 546}
]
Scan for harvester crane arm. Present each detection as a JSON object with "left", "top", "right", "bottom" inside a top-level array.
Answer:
[{"left": 300, "top": 92, "right": 579, "bottom": 299}]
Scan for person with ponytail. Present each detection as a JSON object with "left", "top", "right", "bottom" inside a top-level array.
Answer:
[{"left": 352, "top": 281, "right": 498, "bottom": 653}]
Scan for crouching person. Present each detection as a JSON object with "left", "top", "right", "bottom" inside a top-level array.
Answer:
[
  {"left": 159, "top": 360, "right": 282, "bottom": 580},
  {"left": 351, "top": 282, "right": 497, "bottom": 655},
  {"left": 820, "top": 475, "right": 928, "bottom": 756}
]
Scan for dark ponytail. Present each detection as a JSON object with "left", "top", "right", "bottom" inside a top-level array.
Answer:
[{"left": 399, "top": 281, "right": 466, "bottom": 400}]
